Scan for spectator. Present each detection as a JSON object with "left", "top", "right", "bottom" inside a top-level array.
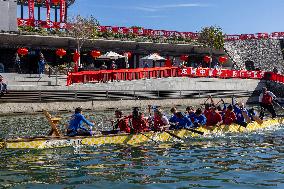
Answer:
[
  {"left": 100, "top": 62, "right": 107, "bottom": 70},
  {"left": 0, "top": 75, "right": 8, "bottom": 96},
  {"left": 38, "top": 53, "right": 46, "bottom": 76},
  {"left": 273, "top": 67, "right": 278, "bottom": 74},
  {"left": 111, "top": 61, "right": 117, "bottom": 70},
  {"left": 15, "top": 53, "right": 22, "bottom": 74}
]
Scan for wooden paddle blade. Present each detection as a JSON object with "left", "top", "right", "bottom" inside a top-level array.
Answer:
[
  {"left": 186, "top": 128, "right": 204, "bottom": 135},
  {"left": 252, "top": 115, "right": 263, "bottom": 125},
  {"left": 242, "top": 111, "right": 252, "bottom": 123}
]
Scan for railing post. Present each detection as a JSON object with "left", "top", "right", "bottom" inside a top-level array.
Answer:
[
  {"left": 157, "top": 90, "right": 160, "bottom": 98},
  {"left": 180, "top": 90, "right": 182, "bottom": 99},
  {"left": 39, "top": 91, "right": 42, "bottom": 102},
  {"left": 106, "top": 91, "right": 109, "bottom": 99},
  {"left": 75, "top": 91, "right": 77, "bottom": 100},
  {"left": 133, "top": 91, "right": 136, "bottom": 99}
]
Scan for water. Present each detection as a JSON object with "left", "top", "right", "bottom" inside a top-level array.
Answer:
[{"left": 0, "top": 112, "right": 284, "bottom": 189}]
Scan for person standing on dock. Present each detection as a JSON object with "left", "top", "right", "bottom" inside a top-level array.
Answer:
[
  {"left": 259, "top": 87, "right": 277, "bottom": 118},
  {"left": 67, "top": 107, "right": 95, "bottom": 137}
]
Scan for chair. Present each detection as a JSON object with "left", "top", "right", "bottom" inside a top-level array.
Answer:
[{"left": 43, "top": 109, "right": 62, "bottom": 137}]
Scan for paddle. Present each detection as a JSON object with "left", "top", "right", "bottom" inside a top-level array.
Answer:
[
  {"left": 128, "top": 116, "right": 159, "bottom": 145},
  {"left": 185, "top": 128, "right": 204, "bottom": 135},
  {"left": 147, "top": 105, "right": 184, "bottom": 141},
  {"left": 274, "top": 100, "right": 284, "bottom": 111}
]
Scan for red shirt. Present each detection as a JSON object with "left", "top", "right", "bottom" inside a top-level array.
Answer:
[
  {"left": 206, "top": 111, "right": 222, "bottom": 126},
  {"left": 132, "top": 117, "right": 149, "bottom": 133},
  {"left": 117, "top": 117, "right": 131, "bottom": 133},
  {"left": 224, "top": 111, "right": 237, "bottom": 125},
  {"left": 204, "top": 109, "right": 211, "bottom": 119}
]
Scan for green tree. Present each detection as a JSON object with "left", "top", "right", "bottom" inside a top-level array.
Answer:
[
  {"left": 67, "top": 15, "right": 100, "bottom": 67},
  {"left": 198, "top": 26, "right": 225, "bottom": 67}
]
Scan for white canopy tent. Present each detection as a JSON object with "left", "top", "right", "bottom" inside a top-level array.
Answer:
[
  {"left": 98, "top": 51, "right": 125, "bottom": 60},
  {"left": 141, "top": 53, "right": 166, "bottom": 61}
]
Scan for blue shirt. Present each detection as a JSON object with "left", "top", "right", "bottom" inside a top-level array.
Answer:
[
  {"left": 233, "top": 105, "right": 248, "bottom": 123},
  {"left": 193, "top": 114, "right": 207, "bottom": 125},
  {"left": 68, "top": 113, "right": 94, "bottom": 132},
  {"left": 172, "top": 116, "right": 193, "bottom": 129}
]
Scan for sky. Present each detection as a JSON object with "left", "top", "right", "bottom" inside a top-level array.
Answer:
[{"left": 67, "top": 0, "right": 284, "bottom": 35}]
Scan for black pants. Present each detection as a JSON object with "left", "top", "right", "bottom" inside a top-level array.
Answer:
[
  {"left": 67, "top": 129, "right": 91, "bottom": 137},
  {"left": 260, "top": 103, "right": 276, "bottom": 118}
]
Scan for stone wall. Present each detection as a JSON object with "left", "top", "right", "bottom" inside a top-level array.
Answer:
[{"left": 224, "top": 39, "right": 284, "bottom": 73}]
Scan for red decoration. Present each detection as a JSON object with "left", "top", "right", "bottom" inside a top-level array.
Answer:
[
  {"left": 56, "top": 48, "right": 66, "bottom": 58},
  {"left": 180, "top": 55, "right": 189, "bottom": 61},
  {"left": 52, "top": 0, "right": 60, "bottom": 6},
  {"left": 91, "top": 50, "right": 101, "bottom": 58},
  {"left": 165, "top": 57, "right": 172, "bottom": 67},
  {"left": 203, "top": 56, "right": 212, "bottom": 64},
  {"left": 218, "top": 56, "right": 228, "bottom": 64},
  {"left": 17, "top": 48, "right": 28, "bottom": 57},
  {"left": 125, "top": 52, "right": 132, "bottom": 59},
  {"left": 73, "top": 51, "right": 80, "bottom": 62}
]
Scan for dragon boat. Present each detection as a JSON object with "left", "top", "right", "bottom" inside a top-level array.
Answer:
[{"left": 0, "top": 115, "right": 283, "bottom": 150}]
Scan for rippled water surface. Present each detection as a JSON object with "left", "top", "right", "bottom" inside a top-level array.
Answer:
[{"left": 0, "top": 111, "right": 284, "bottom": 189}]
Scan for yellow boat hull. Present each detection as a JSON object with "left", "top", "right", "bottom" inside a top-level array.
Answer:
[{"left": 1, "top": 118, "right": 283, "bottom": 149}]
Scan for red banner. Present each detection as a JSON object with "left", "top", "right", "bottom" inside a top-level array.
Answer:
[
  {"left": 46, "top": 0, "right": 51, "bottom": 27},
  {"left": 60, "top": 0, "right": 66, "bottom": 23},
  {"left": 28, "top": 0, "right": 34, "bottom": 25}
]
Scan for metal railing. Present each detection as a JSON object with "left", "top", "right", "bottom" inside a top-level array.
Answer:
[{"left": 0, "top": 90, "right": 257, "bottom": 103}]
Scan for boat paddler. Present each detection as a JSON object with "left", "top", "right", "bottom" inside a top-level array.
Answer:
[
  {"left": 67, "top": 107, "right": 95, "bottom": 137},
  {"left": 114, "top": 109, "right": 131, "bottom": 133}
]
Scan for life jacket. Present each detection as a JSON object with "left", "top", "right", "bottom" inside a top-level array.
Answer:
[
  {"left": 206, "top": 112, "right": 222, "bottom": 126},
  {"left": 262, "top": 92, "right": 272, "bottom": 105},
  {"left": 224, "top": 111, "right": 237, "bottom": 125},
  {"left": 204, "top": 109, "right": 211, "bottom": 119},
  {"left": 154, "top": 116, "right": 166, "bottom": 131},
  {"left": 132, "top": 118, "right": 149, "bottom": 133},
  {"left": 117, "top": 118, "right": 131, "bottom": 133}
]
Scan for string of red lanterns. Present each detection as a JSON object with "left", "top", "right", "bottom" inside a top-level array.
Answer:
[
  {"left": 180, "top": 55, "right": 189, "bottom": 62},
  {"left": 17, "top": 48, "right": 29, "bottom": 57},
  {"left": 56, "top": 48, "right": 66, "bottom": 58},
  {"left": 218, "top": 56, "right": 228, "bottom": 64},
  {"left": 203, "top": 56, "right": 212, "bottom": 64},
  {"left": 91, "top": 50, "right": 101, "bottom": 59}
]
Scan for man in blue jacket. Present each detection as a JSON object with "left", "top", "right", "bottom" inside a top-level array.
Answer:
[{"left": 67, "top": 107, "right": 95, "bottom": 137}]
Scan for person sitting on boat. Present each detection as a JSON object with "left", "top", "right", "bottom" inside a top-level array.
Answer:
[
  {"left": 67, "top": 107, "right": 95, "bottom": 137},
  {"left": 193, "top": 108, "right": 207, "bottom": 128},
  {"left": 169, "top": 107, "right": 178, "bottom": 124},
  {"left": 130, "top": 108, "right": 149, "bottom": 133},
  {"left": 259, "top": 87, "right": 277, "bottom": 118},
  {"left": 233, "top": 100, "right": 249, "bottom": 127},
  {"left": 223, "top": 105, "right": 237, "bottom": 125},
  {"left": 185, "top": 106, "right": 195, "bottom": 122},
  {"left": 204, "top": 104, "right": 212, "bottom": 119},
  {"left": 170, "top": 112, "right": 193, "bottom": 130},
  {"left": 151, "top": 108, "right": 170, "bottom": 131},
  {"left": 114, "top": 109, "right": 131, "bottom": 133},
  {"left": 206, "top": 106, "right": 223, "bottom": 127}
]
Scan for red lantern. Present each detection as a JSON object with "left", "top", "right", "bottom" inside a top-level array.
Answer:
[
  {"left": 91, "top": 50, "right": 101, "bottom": 59},
  {"left": 203, "top": 56, "right": 212, "bottom": 64},
  {"left": 180, "top": 55, "right": 189, "bottom": 61},
  {"left": 56, "top": 48, "right": 66, "bottom": 58},
  {"left": 17, "top": 48, "right": 28, "bottom": 57},
  {"left": 219, "top": 56, "right": 228, "bottom": 64},
  {"left": 52, "top": 0, "right": 60, "bottom": 6},
  {"left": 125, "top": 52, "right": 132, "bottom": 59},
  {"left": 73, "top": 51, "right": 80, "bottom": 63}
]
